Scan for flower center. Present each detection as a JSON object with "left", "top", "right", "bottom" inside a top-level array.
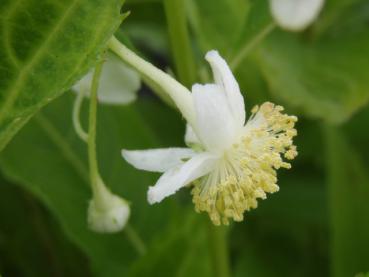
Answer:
[{"left": 191, "top": 102, "right": 298, "bottom": 225}]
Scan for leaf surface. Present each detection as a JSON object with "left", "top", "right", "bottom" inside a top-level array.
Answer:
[
  {"left": 0, "top": 93, "right": 212, "bottom": 276},
  {"left": 0, "top": 0, "right": 124, "bottom": 150}
]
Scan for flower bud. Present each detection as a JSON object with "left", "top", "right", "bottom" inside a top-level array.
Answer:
[
  {"left": 270, "top": 0, "right": 325, "bottom": 31},
  {"left": 73, "top": 52, "right": 140, "bottom": 105},
  {"left": 87, "top": 178, "right": 130, "bottom": 233}
]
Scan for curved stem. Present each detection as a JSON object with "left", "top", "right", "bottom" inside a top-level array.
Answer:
[
  {"left": 164, "top": 0, "right": 196, "bottom": 87},
  {"left": 124, "top": 223, "right": 147, "bottom": 256},
  {"left": 72, "top": 90, "right": 88, "bottom": 143},
  {"left": 208, "top": 223, "right": 231, "bottom": 277},
  {"left": 87, "top": 53, "right": 148, "bottom": 254},
  {"left": 162, "top": 4, "right": 232, "bottom": 275},
  {"left": 162, "top": 3, "right": 232, "bottom": 274},
  {"left": 230, "top": 22, "right": 276, "bottom": 71},
  {"left": 88, "top": 57, "right": 104, "bottom": 198},
  {"left": 108, "top": 37, "right": 196, "bottom": 128}
]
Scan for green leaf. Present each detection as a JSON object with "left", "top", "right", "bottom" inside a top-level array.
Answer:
[
  {"left": 315, "top": 0, "right": 368, "bottom": 35},
  {"left": 0, "top": 92, "right": 212, "bottom": 276},
  {"left": 0, "top": 179, "right": 90, "bottom": 277},
  {"left": 254, "top": 176, "right": 327, "bottom": 226},
  {"left": 0, "top": 0, "right": 124, "bottom": 151},
  {"left": 232, "top": 0, "right": 272, "bottom": 54},
  {"left": 355, "top": 273, "right": 369, "bottom": 277},
  {"left": 187, "top": 0, "right": 249, "bottom": 56},
  {"left": 324, "top": 125, "right": 369, "bottom": 277},
  {"left": 257, "top": 26, "right": 369, "bottom": 124},
  {"left": 129, "top": 214, "right": 211, "bottom": 277},
  {"left": 237, "top": 1, "right": 369, "bottom": 124},
  {"left": 233, "top": 186, "right": 330, "bottom": 277}
]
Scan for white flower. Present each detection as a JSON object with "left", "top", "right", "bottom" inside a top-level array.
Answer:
[
  {"left": 88, "top": 177, "right": 130, "bottom": 233},
  {"left": 270, "top": 0, "right": 325, "bottom": 31},
  {"left": 73, "top": 52, "right": 140, "bottom": 105},
  {"left": 122, "top": 50, "right": 297, "bottom": 225}
]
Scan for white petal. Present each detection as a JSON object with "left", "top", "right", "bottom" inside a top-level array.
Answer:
[
  {"left": 88, "top": 194, "right": 130, "bottom": 233},
  {"left": 122, "top": 148, "right": 195, "bottom": 173},
  {"left": 87, "top": 177, "right": 130, "bottom": 233},
  {"left": 270, "top": 0, "right": 324, "bottom": 31},
  {"left": 205, "top": 50, "right": 245, "bottom": 127},
  {"left": 73, "top": 52, "right": 140, "bottom": 105},
  {"left": 192, "top": 84, "right": 236, "bottom": 152},
  {"left": 72, "top": 72, "right": 92, "bottom": 98},
  {"left": 147, "top": 153, "right": 217, "bottom": 204},
  {"left": 184, "top": 124, "right": 201, "bottom": 147}
]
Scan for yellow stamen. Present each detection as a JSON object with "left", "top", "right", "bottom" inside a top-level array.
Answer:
[{"left": 191, "top": 102, "right": 298, "bottom": 225}]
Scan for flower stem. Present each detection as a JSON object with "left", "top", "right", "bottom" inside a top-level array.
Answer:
[
  {"left": 207, "top": 223, "right": 231, "bottom": 277},
  {"left": 87, "top": 53, "right": 148, "bottom": 253},
  {"left": 162, "top": 3, "right": 232, "bottom": 275},
  {"left": 108, "top": 37, "right": 196, "bottom": 127},
  {"left": 324, "top": 125, "right": 369, "bottom": 276},
  {"left": 230, "top": 22, "right": 276, "bottom": 71},
  {"left": 163, "top": 0, "right": 196, "bottom": 87},
  {"left": 87, "top": 56, "right": 104, "bottom": 200},
  {"left": 72, "top": 89, "right": 88, "bottom": 142},
  {"left": 124, "top": 223, "right": 147, "bottom": 256}
]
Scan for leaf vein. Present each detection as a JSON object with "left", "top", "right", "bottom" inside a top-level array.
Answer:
[
  {"left": 0, "top": 0, "right": 82, "bottom": 124},
  {"left": 35, "top": 113, "right": 89, "bottom": 184}
]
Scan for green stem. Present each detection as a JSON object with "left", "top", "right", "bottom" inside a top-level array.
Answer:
[
  {"left": 72, "top": 89, "right": 88, "bottom": 142},
  {"left": 230, "top": 22, "right": 276, "bottom": 71},
  {"left": 162, "top": 3, "right": 232, "bottom": 274},
  {"left": 87, "top": 53, "right": 148, "bottom": 254},
  {"left": 324, "top": 125, "right": 369, "bottom": 277},
  {"left": 124, "top": 223, "right": 147, "bottom": 256},
  {"left": 163, "top": 0, "right": 196, "bottom": 87},
  {"left": 208, "top": 223, "right": 231, "bottom": 277},
  {"left": 87, "top": 57, "right": 104, "bottom": 199},
  {"left": 108, "top": 37, "right": 196, "bottom": 127}
]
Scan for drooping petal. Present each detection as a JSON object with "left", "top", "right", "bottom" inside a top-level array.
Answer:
[
  {"left": 147, "top": 153, "right": 217, "bottom": 204},
  {"left": 205, "top": 50, "right": 245, "bottom": 127},
  {"left": 270, "top": 0, "right": 325, "bottom": 31},
  {"left": 192, "top": 84, "right": 236, "bottom": 153},
  {"left": 184, "top": 124, "right": 201, "bottom": 147},
  {"left": 88, "top": 193, "right": 130, "bottom": 233},
  {"left": 88, "top": 176, "right": 130, "bottom": 233},
  {"left": 122, "top": 148, "right": 195, "bottom": 173},
  {"left": 73, "top": 53, "right": 140, "bottom": 105}
]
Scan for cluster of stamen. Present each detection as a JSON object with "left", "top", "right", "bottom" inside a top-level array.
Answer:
[{"left": 191, "top": 102, "right": 298, "bottom": 225}]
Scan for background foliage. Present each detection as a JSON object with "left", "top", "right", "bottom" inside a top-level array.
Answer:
[{"left": 0, "top": 0, "right": 369, "bottom": 276}]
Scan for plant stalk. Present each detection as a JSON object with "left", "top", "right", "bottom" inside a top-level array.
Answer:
[
  {"left": 124, "top": 223, "right": 147, "bottom": 256},
  {"left": 163, "top": 0, "right": 196, "bottom": 87},
  {"left": 208, "top": 223, "right": 231, "bottom": 277},
  {"left": 108, "top": 37, "right": 196, "bottom": 128},
  {"left": 163, "top": 2, "right": 232, "bottom": 275},
  {"left": 87, "top": 53, "right": 148, "bottom": 254},
  {"left": 72, "top": 89, "right": 88, "bottom": 142},
  {"left": 230, "top": 22, "right": 276, "bottom": 71},
  {"left": 87, "top": 57, "right": 104, "bottom": 198},
  {"left": 163, "top": 3, "right": 232, "bottom": 275}
]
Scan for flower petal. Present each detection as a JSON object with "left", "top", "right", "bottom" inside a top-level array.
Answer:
[
  {"left": 205, "top": 50, "right": 245, "bottom": 127},
  {"left": 122, "top": 148, "right": 195, "bottom": 173},
  {"left": 270, "top": 0, "right": 324, "bottom": 31},
  {"left": 88, "top": 193, "right": 130, "bottom": 233},
  {"left": 73, "top": 52, "right": 140, "bottom": 105},
  {"left": 147, "top": 153, "right": 217, "bottom": 204},
  {"left": 184, "top": 124, "right": 201, "bottom": 147},
  {"left": 192, "top": 84, "right": 236, "bottom": 152}
]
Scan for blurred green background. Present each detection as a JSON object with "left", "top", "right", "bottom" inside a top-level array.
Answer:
[{"left": 1, "top": 0, "right": 369, "bottom": 276}]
